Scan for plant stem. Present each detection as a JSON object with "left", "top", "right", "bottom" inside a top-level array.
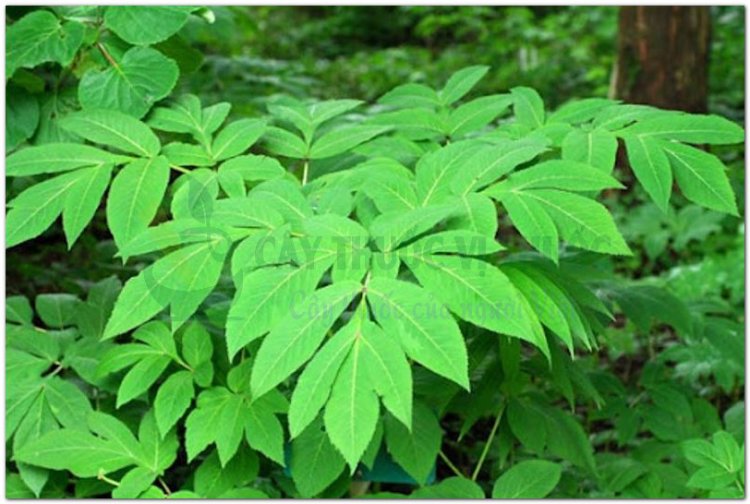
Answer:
[
  {"left": 302, "top": 160, "right": 309, "bottom": 186},
  {"left": 471, "top": 406, "right": 504, "bottom": 481},
  {"left": 97, "top": 471, "right": 120, "bottom": 487},
  {"left": 158, "top": 477, "right": 171, "bottom": 496},
  {"left": 170, "top": 164, "right": 190, "bottom": 174},
  {"left": 439, "top": 450, "right": 464, "bottom": 478},
  {"left": 96, "top": 42, "right": 120, "bottom": 71}
]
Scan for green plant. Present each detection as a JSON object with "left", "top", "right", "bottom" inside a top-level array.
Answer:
[{"left": 5, "top": 7, "right": 745, "bottom": 499}]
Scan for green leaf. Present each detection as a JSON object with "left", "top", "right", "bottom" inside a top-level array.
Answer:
[
  {"left": 250, "top": 281, "right": 361, "bottom": 398},
  {"left": 370, "top": 204, "right": 454, "bottom": 252},
  {"left": 619, "top": 113, "right": 744, "bottom": 145},
  {"left": 402, "top": 253, "right": 548, "bottom": 357},
  {"left": 411, "top": 478, "right": 485, "bottom": 498},
  {"left": 449, "top": 138, "right": 549, "bottom": 195},
  {"left": 103, "top": 240, "right": 229, "bottom": 339},
  {"left": 61, "top": 109, "right": 161, "bottom": 157},
  {"left": 544, "top": 406, "right": 596, "bottom": 473},
  {"left": 379, "top": 83, "right": 440, "bottom": 109},
  {"left": 15, "top": 430, "right": 128, "bottom": 478},
  {"left": 7, "top": 295, "right": 33, "bottom": 325},
  {"left": 181, "top": 322, "right": 213, "bottom": 369},
  {"left": 162, "top": 142, "right": 213, "bottom": 166},
  {"left": 211, "top": 119, "right": 266, "bottom": 162},
  {"left": 7, "top": 10, "right": 85, "bottom": 77},
  {"left": 506, "top": 398, "right": 548, "bottom": 453},
  {"left": 367, "top": 277, "right": 469, "bottom": 390},
  {"left": 309, "top": 125, "right": 390, "bottom": 160},
  {"left": 439, "top": 65, "right": 489, "bottom": 106},
  {"left": 217, "top": 155, "right": 285, "bottom": 198},
  {"left": 514, "top": 189, "right": 630, "bottom": 255},
  {"left": 78, "top": 47, "right": 179, "bottom": 119},
  {"left": 623, "top": 135, "right": 672, "bottom": 213},
  {"left": 495, "top": 160, "right": 624, "bottom": 193},
  {"left": 6, "top": 171, "right": 80, "bottom": 248},
  {"left": 511, "top": 87, "right": 545, "bottom": 128},
  {"left": 116, "top": 355, "right": 171, "bottom": 408},
  {"left": 243, "top": 400, "right": 285, "bottom": 465},
  {"left": 324, "top": 335, "right": 379, "bottom": 471},
  {"left": 686, "top": 465, "right": 737, "bottom": 490},
  {"left": 291, "top": 421, "right": 346, "bottom": 498},
  {"left": 384, "top": 402, "right": 442, "bottom": 485},
  {"left": 226, "top": 262, "right": 331, "bottom": 359},
  {"left": 106, "top": 156, "right": 171, "bottom": 251},
  {"left": 154, "top": 371, "right": 194, "bottom": 437},
  {"left": 449, "top": 94, "right": 512, "bottom": 137},
  {"left": 547, "top": 98, "right": 617, "bottom": 124},
  {"left": 491, "top": 460, "right": 562, "bottom": 498},
  {"left": 35, "top": 293, "right": 79, "bottom": 328},
  {"left": 361, "top": 321, "right": 412, "bottom": 429},
  {"left": 561, "top": 128, "right": 618, "bottom": 172},
  {"left": 661, "top": 141, "right": 738, "bottom": 215},
  {"left": 416, "top": 140, "right": 481, "bottom": 206},
  {"left": 104, "top": 6, "right": 194, "bottom": 45},
  {"left": 501, "top": 192, "right": 559, "bottom": 263},
  {"left": 288, "top": 319, "right": 358, "bottom": 438},
  {"left": 62, "top": 165, "right": 113, "bottom": 247},
  {"left": 7, "top": 143, "right": 125, "bottom": 177},
  {"left": 112, "top": 467, "right": 156, "bottom": 499},
  {"left": 215, "top": 394, "right": 245, "bottom": 465},
  {"left": 262, "top": 127, "right": 308, "bottom": 158},
  {"left": 185, "top": 388, "right": 233, "bottom": 462}
]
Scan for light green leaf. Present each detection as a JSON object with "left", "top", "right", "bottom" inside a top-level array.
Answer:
[
  {"left": 243, "top": 401, "right": 285, "bottom": 465},
  {"left": 561, "top": 128, "right": 618, "bottom": 172},
  {"left": 516, "top": 189, "right": 631, "bottom": 255},
  {"left": 78, "top": 47, "right": 179, "bottom": 119},
  {"left": 661, "top": 141, "right": 738, "bottom": 215},
  {"left": 215, "top": 394, "right": 245, "bottom": 465},
  {"left": 511, "top": 87, "right": 545, "bottom": 128},
  {"left": 106, "top": 156, "right": 171, "bottom": 251},
  {"left": 449, "top": 94, "right": 512, "bottom": 137},
  {"left": 226, "top": 262, "right": 331, "bottom": 359},
  {"left": 61, "top": 109, "right": 161, "bottom": 157},
  {"left": 250, "top": 281, "right": 361, "bottom": 399},
  {"left": 185, "top": 388, "right": 232, "bottom": 462},
  {"left": 384, "top": 402, "right": 442, "bottom": 485},
  {"left": 217, "top": 155, "right": 285, "bottom": 198},
  {"left": 411, "top": 478, "right": 485, "bottom": 499},
  {"left": 309, "top": 125, "right": 390, "bottom": 160},
  {"left": 623, "top": 135, "right": 672, "bottom": 213},
  {"left": 104, "top": 6, "right": 194, "bottom": 45},
  {"left": 154, "top": 371, "right": 194, "bottom": 437},
  {"left": 6, "top": 171, "right": 80, "bottom": 248},
  {"left": 501, "top": 192, "right": 559, "bottom": 263},
  {"left": 181, "top": 322, "right": 213, "bottom": 369},
  {"left": 162, "top": 142, "right": 213, "bottom": 167},
  {"left": 439, "top": 65, "right": 489, "bottom": 106},
  {"left": 62, "top": 165, "right": 113, "bottom": 247},
  {"left": 547, "top": 98, "right": 618, "bottom": 124},
  {"left": 14, "top": 427, "right": 135, "bottom": 478},
  {"left": 263, "top": 126, "right": 308, "bottom": 158},
  {"left": 288, "top": 319, "right": 359, "bottom": 438},
  {"left": 449, "top": 138, "right": 549, "bottom": 195},
  {"left": 361, "top": 320, "right": 412, "bottom": 429},
  {"left": 211, "top": 119, "right": 266, "bottom": 162},
  {"left": 367, "top": 277, "right": 469, "bottom": 389},
  {"left": 7, "top": 143, "right": 126, "bottom": 177},
  {"left": 324, "top": 336, "right": 379, "bottom": 471},
  {"left": 35, "top": 293, "right": 79, "bottom": 328},
  {"left": 103, "top": 240, "right": 228, "bottom": 339},
  {"left": 495, "top": 160, "right": 624, "bottom": 193},
  {"left": 116, "top": 354, "right": 171, "bottom": 408},
  {"left": 7, "top": 10, "right": 85, "bottom": 77},
  {"left": 402, "top": 253, "right": 547, "bottom": 356},
  {"left": 446, "top": 193, "right": 498, "bottom": 237},
  {"left": 112, "top": 466, "right": 156, "bottom": 499},
  {"left": 491, "top": 460, "right": 562, "bottom": 498},
  {"left": 378, "top": 83, "right": 440, "bottom": 109},
  {"left": 619, "top": 113, "right": 744, "bottom": 145}
]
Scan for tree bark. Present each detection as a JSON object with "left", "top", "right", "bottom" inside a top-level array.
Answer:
[{"left": 614, "top": 6, "right": 711, "bottom": 113}]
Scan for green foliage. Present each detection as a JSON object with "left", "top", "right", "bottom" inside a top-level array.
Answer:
[{"left": 5, "top": 6, "right": 745, "bottom": 500}]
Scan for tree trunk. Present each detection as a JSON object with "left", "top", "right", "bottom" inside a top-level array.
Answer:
[{"left": 614, "top": 6, "right": 711, "bottom": 113}]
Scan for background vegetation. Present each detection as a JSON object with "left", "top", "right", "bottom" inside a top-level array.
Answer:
[{"left": 6, "top": 5, "right": 745, "bottom": 499}]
